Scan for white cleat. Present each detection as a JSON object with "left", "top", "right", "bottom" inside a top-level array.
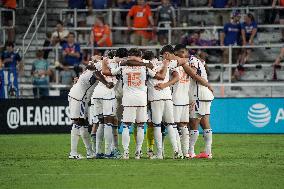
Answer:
[
  {"left": 123, "top": 151, "right": 129, "bottom": 160},
  {"left": 86, "top": 152, "right": 96, "bottom": 159},
  {"left": 151, "top": 155, "right": 163, "bottom": 160},
  {"left": 135, "top": 151, "right": 142, "bottom": 160},
  {"left": 187, "top": 153, "right": 196, "bottom": 159},
  {"left": 69, "top": 153, "right": 85, "bottom": 160}
]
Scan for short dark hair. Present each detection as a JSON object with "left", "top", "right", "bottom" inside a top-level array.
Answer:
[
  {"left": 160, "top": 45, "right": 174, "bottom": 55},
  {"left": 107, "top": 50, "right": 116, "bottom": 59},
  {"left": 36, "top": 50, "right": 44, "bottom": 58},
  {"left": 128, "top": 48, "right": 142, "bottom": 57},
  {"left": 142, "top": 50, "right": 155, "bottom": 60},
  {"left": 116, "top": 48, "right": 128, "bottom": 58},
  {"left": 68, "top": 32, "right": 75, "bottom": 37},
  {"left": 56, "top": 20, "right": 63, "bottom": 26},
  {"left": 174, "top": 44, "right": 187, "bottom": 52},
  {"left": 5, "top": 41, "right": 14, "bottom": 48}
]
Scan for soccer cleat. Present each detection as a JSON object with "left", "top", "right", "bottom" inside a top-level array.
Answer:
[
  {"left": 147, "top": 149, "right": 154, "bottom": 159},
  {"left": 123, "top": 151, "right": 129, "bottom": 160},
  {"left": 187, "top": 153, "right": 196, "bottom": 159},
  {"left": 111, "top": 149, "right": 122, "bottom": 159},
  {"left": 95, "top": 153, "right": 105, "bottom": 159},
  {"left": 69, "top": 153, "right": 84, "bottom": 160},
  {"left": 135, "top": 151, "right": 142, "bottom": 160},
  {"left": 104, "top": 153, "right": 115, "bottom": 159},
  {"left": 195, "top": 152, "right": 212, "bottom": 159},
  {"left": 86, "top": 152, "right": 96, "bottom": 159},
  {"left": 173, "top": 151, "right": 179, "bottom": 159},
  {"left": 178, "top": 153, "right": 184, "bottom": 159}
]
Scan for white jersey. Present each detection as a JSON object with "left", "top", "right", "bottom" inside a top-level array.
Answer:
[
  {"left": 92, "top": 59, "right": 118, "bottom": 99},
  {"left": 68, "top": 69, "right": 96, "bottom": 101},
  {"left": 147, "top": 60, "right": 178, "bottom": 102},
  {"left": 111, "top": 65, "right": 148, "bottom": 107},
  {"left": 189, "top": 55, "right": 214, "bottom": 101},
  {"left": 172, "top": 66, "right": 190, "bottom": 105}
]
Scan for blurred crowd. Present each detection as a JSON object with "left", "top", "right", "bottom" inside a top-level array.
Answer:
[{"left": 0, "top": 0, "right": 284, "bottom": 98}]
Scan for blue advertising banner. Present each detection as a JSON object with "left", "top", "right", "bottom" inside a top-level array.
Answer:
[{"left": 210, "top": 98, "right": 284, "bottom": 133}]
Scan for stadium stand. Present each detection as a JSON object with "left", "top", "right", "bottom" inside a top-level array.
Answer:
[{"left": 1, "top": 0, "right": 284, "bottom": 98}]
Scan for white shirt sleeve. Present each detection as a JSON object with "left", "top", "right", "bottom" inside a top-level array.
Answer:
[
  {"left": 169, "top": 60, "right": 178, "bottom": 69},
  {"left": 147, "top": 68, "right": 157, "bottom": 78},
  {"left": 111, "top": 66, "right": 122, "bottom": 76}
]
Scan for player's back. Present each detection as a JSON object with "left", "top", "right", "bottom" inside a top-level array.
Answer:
[
  {"left": 69, "top": 69, "right": 94, "bottom": 101},
  {"left": 121, "top": 65, "right": 147, "bottom": 107},
  {"left": 172, "top": 66, "right": 190, "bottom": 105}
]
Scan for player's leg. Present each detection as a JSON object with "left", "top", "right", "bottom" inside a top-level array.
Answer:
[
  {"left": 135, "top": 106, "right": 147, "bottom": 159},
  {"left": 102, "top": 99, "right": 116, "bottom": 158},
  {"left": 151, "top": 101, "right": 164, "bottom": 159},
  {"left": 188, "top": 100, "right": 201, "bottom": 158},
  {"left": 173, "top": 105, "right": 184, "bottom": 158},
  {"left": 111, "top": 116, "right": 121, "bottom": 157},
  {"left": 180, "top": 105, "right": 190, "bottom": 158},
  {"left": 146, "top": 122, "right": 154, "bottom": 157},
  {"left": 164, "top": 100, "right": 179, "bottom": 158},
  {"left": 122, "top": 106, "right": 136, "bottom": 159},
  {"left": 92, "top": 99, "right": 104, "bottom": 158},
  {"left": 68, "top": 97, "right": 84, "bottom": 159},
  {"left": 197, "top": 102, "right": 213, "bottom": 159}
]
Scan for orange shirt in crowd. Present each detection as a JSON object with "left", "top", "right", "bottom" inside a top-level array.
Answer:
[
  {"left": 3, "top": 0, "right": 17, "bottom": 9},
  {"left": 128, "top": 4, "right": 152, "bottom": 39},
  {"left": 92, "top": 24, "right": 112, "bottom": 47},
  {"left": 280, "top": 0, "right": 284, "bottom": 6}
]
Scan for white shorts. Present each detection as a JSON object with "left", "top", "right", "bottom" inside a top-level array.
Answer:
[
  {"left": 150, "top": 100, "right": 174, "bottom": 124},
  {"left": 189, "top": 100, "right": 211, "bottom": 119},
  {"left": 68, "top": 96, "right": 88, "bottom": 119},
  {"left": 90, "top": 98, "right": 117, "bottom": 124},
  {"left": 173, "top": 105, "right": 189, "bottom": 123},
  {"left": 122, "top": 106, "right": 148, "bottom": 123}
]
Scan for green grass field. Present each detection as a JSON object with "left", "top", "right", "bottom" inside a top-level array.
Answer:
[{"left": 0, "top": 134, "right": 283, "bottom": 189}]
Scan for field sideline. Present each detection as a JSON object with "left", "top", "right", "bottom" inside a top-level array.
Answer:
[{"left": 0, "top": 134, "right": 283, "bottom": 189}]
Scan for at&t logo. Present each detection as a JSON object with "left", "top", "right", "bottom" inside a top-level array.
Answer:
[{"left": 248, "top": 103, "right": 271, "bottom": 128}]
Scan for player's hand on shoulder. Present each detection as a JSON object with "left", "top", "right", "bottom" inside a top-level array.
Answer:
[
  {"left": 162, "top": 59, "right": 170, "bottom": 67},
  {"left": 106, "top": 82, "right": 114, "bottom": 89},
  {"left": 146, "top": 63, "right": 154, "bottom": 70}
]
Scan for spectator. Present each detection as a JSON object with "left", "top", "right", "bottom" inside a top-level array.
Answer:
[
  {"left": 90, "top": 15, "right": 112, "bottom": 50},
  {"left": 127, "top": 0, "right": 155, "bottom": 45},
  {"left": 43, "top": 32, "right": 52, "bottom": 60},
  {"left": 220, "top": 10, "right": 241, "bottom": 64},
  {"left": 65, "top": 0, "right": 92, "bottom": 42},
  {"left": 237, "top": 13, "right": 257, "bottom": 65},
  {"left": 62, "top": 32, "right": 81, "bottom": 75},
  {"left": 208, "top": 0, "right": 233, "bottom": 26},
  {"left": 51, "top": 20, "right": 70, "bottom": 46},
  {"left": 274, "top": 47, "right": 284, "bottom": 65},
  {"left": 2, "top": 0, "right": 16, "bottom": 43},
  {"left": 272, "top": 0, "right": 284, "bottom": 42},
  {"left": 59, "top": 62, "right": 76, "bottom": 97},
  {"left": 155, "top": 0, "right": 176, "bottom": 45},
  {"left": 0, "top": 60, "right": 5, "bottom": 98},
  {"left": 31, "top": 50, "right": 51, "bottom": 98},
  {"left": 117, "top": 0, "right": 136, "bottom": 26},
  {"left": 0, "top": 42, "right": 22, "bottom": 98}
]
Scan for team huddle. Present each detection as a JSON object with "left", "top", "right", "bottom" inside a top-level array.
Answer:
[{"left": 67, "top": 44, "right": 214, "bottom": 160}]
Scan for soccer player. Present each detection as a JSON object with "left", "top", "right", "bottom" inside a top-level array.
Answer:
[
  {"left": 90, "top": 50, "right": 119, "bottom": 158},
  {"left": 102, "top": 48, "right": 153, "bottom": 159},
  {"left": 160, "top": 45, "right": 214, "bottom": 159},
  {"left": 172, "top": 44, "right": 191, "bottom": 158},
  {"left": 147, "top": 51, "right": 180, "bottom": 159},
  {"left": 68, "top": 59, "right": 113, "bottom": 159}
]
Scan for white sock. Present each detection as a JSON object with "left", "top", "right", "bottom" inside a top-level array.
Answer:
[
  {"left": 79, "top": 126, "right": 92, "bottom": 155},
  {"left": 104, "top": 123, "right": 113, "bottom": 155},
  {"left": 181, "top": 126, "right": 189, "bottom": 155},
  {"left": 203, "top": 129, "right": 213, "bottom": 154},
  {"left": 175, "top": 127, "right": 182, "bottom": 156},
  {"left": 122, "top": 124, "right": 130, "bottom": 153},
  {"left": 70, "top": 124, "right": 80, "bottom": 155},
  {"left": 136, "top": 125, "right": 144, "bottom": 153},
  {"left": 167, "top": 124, "right": 178, "bottom": 152},
  {"left": 189, "top": 130, "right": 199, "bottom": 155},
  {"left": 154, "top": 124, "right": 163, "bottom": 157},
  {"left": 91, "top": 132, "right": 96, "bottom": 154},
  {"left": 96, "top": 124, "right": 104, "bottom": 154}
]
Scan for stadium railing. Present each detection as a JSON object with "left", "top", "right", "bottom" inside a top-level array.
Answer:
[{"left": 22, "top": 0, "right": 47, "bottom": 60}]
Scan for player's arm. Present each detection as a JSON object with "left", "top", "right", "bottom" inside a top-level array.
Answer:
[
  {"left": 155, "top": 71, "right": 179, "bottom": 90},
  {"left": 93, "top": 70, "right": 114, "bottom": 89},
  {"left": 153, "top": 60, "right": 169, "bottom": 80},
  {"left": 249, "top": 28, "right": 257, "bottom": 45},
  {"left": 274, "top": 47, "right": 284, "bottom": 65},
  {"left": 101, "top": 58, "right": 112, "bottom": 76},
  {"left": 182, "top": 63, "right": 213, "bottom": 92},
  {"left": 241, "top": 29, "right": 247, "bottom": 45}
]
